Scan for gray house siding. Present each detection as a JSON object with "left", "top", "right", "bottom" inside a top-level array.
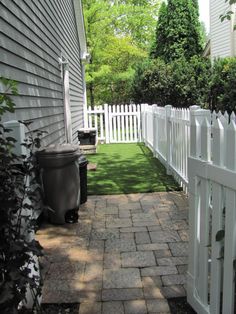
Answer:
[
  {"left": 210, "top": 0, "right": 236, "bottom": 60},
  {"left": 0, "top": 0, "right": 85, "bottom": 145}
]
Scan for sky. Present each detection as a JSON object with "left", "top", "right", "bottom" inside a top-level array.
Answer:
[{"left": 198, "top": 0, "right": 210, "bottom": 33}]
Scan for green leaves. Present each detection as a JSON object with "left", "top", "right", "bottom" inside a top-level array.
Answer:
[
  {"left": 83, "top": 0, "right": 161, "bottom": 105},
  {"left": 153, "top": 0, "right": 203, "bottom": 62},
  {"left": 0, "top": 77, "right": 18, "bottom": 115},
  {"left": 132, "top": 56, "right": 211, "bottom": 107},
  {"left": 0, "top": 78, "right": 43, "bottom": 312},
  {"left": 210, "top": 57, "right": 236, "bottom": 113}
]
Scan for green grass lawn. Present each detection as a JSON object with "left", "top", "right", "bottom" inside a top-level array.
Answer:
[{"left": 87, "top": 143, "right": 180, "bottom": 195}]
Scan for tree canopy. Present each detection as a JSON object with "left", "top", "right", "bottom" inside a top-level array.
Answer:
[
  {"left": 83, "top": 0, "right": 161, "bottom": 106},
  {"left": 153, "top": 0, "right": 203, "bottom": 61}
]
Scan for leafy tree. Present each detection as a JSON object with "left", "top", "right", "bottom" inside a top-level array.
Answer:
[
  {"left": 87, "top": 35, "right": 146, "bottom": 105},
  {"left": 83, "top": 0, "right": 161, "bottom": 106},
  {"left": 154, "top": 0, "right": 203, "bottom": 61},
  {"left": 151, "top": 2, "right": 168, "bottom": 59}
]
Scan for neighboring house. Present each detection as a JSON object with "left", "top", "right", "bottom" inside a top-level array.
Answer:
[
  {"left": 208, "top": 0, "right": 236, "bottom": 60},
  {"left": 0, "top": 0, "right": 88, "bottom": 146}
]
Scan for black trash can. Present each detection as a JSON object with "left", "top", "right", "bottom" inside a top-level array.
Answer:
[
  {"left": 78, "top": 154, "right": 88, "bottom": 204},
  {"left": 78, "top": 128, "right": 97, "bottom": 145},
  {"left": 37, "top": 144, "right": 81, "bottom": 224}
]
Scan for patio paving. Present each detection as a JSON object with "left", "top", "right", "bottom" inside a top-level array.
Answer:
[{"left": 36, "top": 191, "right": 189, "bottom": 314}]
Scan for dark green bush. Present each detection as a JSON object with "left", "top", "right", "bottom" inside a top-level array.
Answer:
[
  {"left": 0, "top": 77, "right": 43, "bottom": 313},
  {"left": 210, "top": 57, "right": 236, "bottom": 113},
  {"left": 169, "top": 56, "right": 211, "bottom": 107},
  {"left": 132, "top": 59, "right": 171, "bottom": 105},
  {"left": 132, "top": 56, "right": 211, "bottom": 108}
]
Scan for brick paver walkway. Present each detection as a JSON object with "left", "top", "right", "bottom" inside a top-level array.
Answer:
[{"left": 37, "top": 192, "right": 189, "bottom": 314}]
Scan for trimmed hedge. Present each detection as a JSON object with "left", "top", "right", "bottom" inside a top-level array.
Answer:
[
  {"left": 132, "top": 56, "right": 211, "bottom": 108},
  {"left": 132, "top": 57, "right": 236, "bottom": 112},
  {"left": 210, "top": 58, "right": 236, "bottom": 113}
]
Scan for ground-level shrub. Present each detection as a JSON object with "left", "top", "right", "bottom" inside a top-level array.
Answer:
[{"left": 132, "top": 56, "right": 211, "bottom": 108}]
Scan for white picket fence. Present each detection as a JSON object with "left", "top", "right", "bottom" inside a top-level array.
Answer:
[
  {"left": 142, "top": 104, "right": 236, "bottom": 314},
  {"left": 141, "top": 104, "right": 190, "bottom": 190},
  {"left": 84, "top": 104, "right": 141, "bottom": 143},
  {"left": 188, "top": 107, "right": 236, "bottom": 314}
]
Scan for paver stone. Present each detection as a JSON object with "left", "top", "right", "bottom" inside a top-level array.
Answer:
[{"left": 103, "top": 268, "right": 142, "bottom": 289}]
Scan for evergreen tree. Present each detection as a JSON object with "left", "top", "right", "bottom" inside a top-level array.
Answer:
[
  {"left": 154, "top": 0, "right": 203, "bottom": 62},
  {"left": 153, "top": 2, "right": 168, "bottom": 58}
]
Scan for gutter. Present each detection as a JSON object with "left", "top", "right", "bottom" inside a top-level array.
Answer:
[{"left": 73, "top": 0, "right": 89, "bottom": 61}]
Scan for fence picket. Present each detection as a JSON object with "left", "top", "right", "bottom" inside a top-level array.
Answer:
[
  {"left": 94, "top": 105, "right": 98, "bottom": 132},
  {"left": 222, "top": 120, "right": 236, "bottom": 314},
  {"left": 120, "top": 105, "right": 124, "bottom": 142},
  {"left": 133, "top": 105, "right": 138, "bottom": 142},
  {"left": 230, "top": 111, "right": 235, "bottom": 122},
  {"left": 137, "top": 104, "right": 141, "bottom": 142},
  {"left": 125, "top": 104, "right": 129, "bottom": 142},
  {"left": 108, "top": 105, "right": 112, "bottom": 142},
  {"left": 129, "top": 104, "right": 133, "bottom": 142},
  {"left": 99, "top": 105, "right": 104, "bottom": 143},
  {"left": 117, "top": 105, "right": 121, "bottom": 142}
]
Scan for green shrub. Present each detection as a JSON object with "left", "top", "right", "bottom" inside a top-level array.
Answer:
[
  {"left": 132, "top": 58, "right": 172, "bottom": 105},
  {"left": 210, "top": 57, "right": 236, "bottom": 113},
  {"left": 0, "top": 77, "right": 43, "bottom": 313},
  {"left": 169, "top": 56, "right": 211, "bottom": 108},
  {"left": 132, "top": 56, "right": 211, "bottom": 108}
]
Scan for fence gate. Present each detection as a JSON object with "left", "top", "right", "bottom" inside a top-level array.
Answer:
[{"left": 85, "top": 104, "right": 141, "bottom": 143}]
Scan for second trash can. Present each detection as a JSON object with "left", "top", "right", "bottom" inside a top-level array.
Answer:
[
  {"left": 37, "top": 144, "right": 80, "bottom": 224},
  {"left": 78, "top": 154, "right": 88, "bottom": 204}
]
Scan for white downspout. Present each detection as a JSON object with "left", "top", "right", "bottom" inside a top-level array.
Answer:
[
  {"left": 59, "top": 57, "right": 72, "bottom": 143},
  {"left": 82, "top": 61, "right": 88, "bottom": 128}
]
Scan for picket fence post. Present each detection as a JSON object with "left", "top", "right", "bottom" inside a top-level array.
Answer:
[
  {"left": 152, "top": 105, "right": 157, "bottom": 156},
  {"left": 187, "top": 105, "right": 201, "bottom": 309},
  {"left": 104, "top": 103, "right": 110, "bottom": 144},
  {"left": 141, "top": 104, "right": 147, "bottom": 144},
  {"left": 222, "top": 119, "right": 236, "bottom": 313},
  {"left": 165, "top": 105, "right": 172, "bottom": 175}
]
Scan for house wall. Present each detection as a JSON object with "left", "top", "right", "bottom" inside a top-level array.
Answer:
[
  {"left": 0, "top": 0, "right": 85, "bottom": 145},
  {"left": 210, "top": 0, "right": 236, "bottom": 60}
]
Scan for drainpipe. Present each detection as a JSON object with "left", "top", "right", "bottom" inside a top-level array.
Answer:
[
  {"left": 82, "top": 61, "right": 88, "bottom": 128},
  {"left": 59, "top": 57, "right": 72, "bottom": 143}
]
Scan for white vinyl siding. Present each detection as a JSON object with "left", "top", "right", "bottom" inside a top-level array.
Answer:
[
  {"left": 210, "top": 0, "right": 235, "bottom": 60},
  {"left": 0, "top": 0, "right": 84, "bottom": 145}
]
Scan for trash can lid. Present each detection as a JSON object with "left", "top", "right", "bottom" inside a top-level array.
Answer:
[
  {"left": 37, "top": 144, "right": 80, "bottom": 156},
  {"left": 78, "top": 127, "right": 97, "bottom": 132}
]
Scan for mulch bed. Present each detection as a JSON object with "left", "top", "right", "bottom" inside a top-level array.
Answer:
[
  {"left": 19, "top": 304, "right": 80, "bottom": 314},
  {"left": 168, "top": 297, "right": 197, "bottom": 313}
]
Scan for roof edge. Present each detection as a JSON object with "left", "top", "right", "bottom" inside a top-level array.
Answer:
[{"left": 73, "top": 0, "right": 88, "bottom": 61}]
